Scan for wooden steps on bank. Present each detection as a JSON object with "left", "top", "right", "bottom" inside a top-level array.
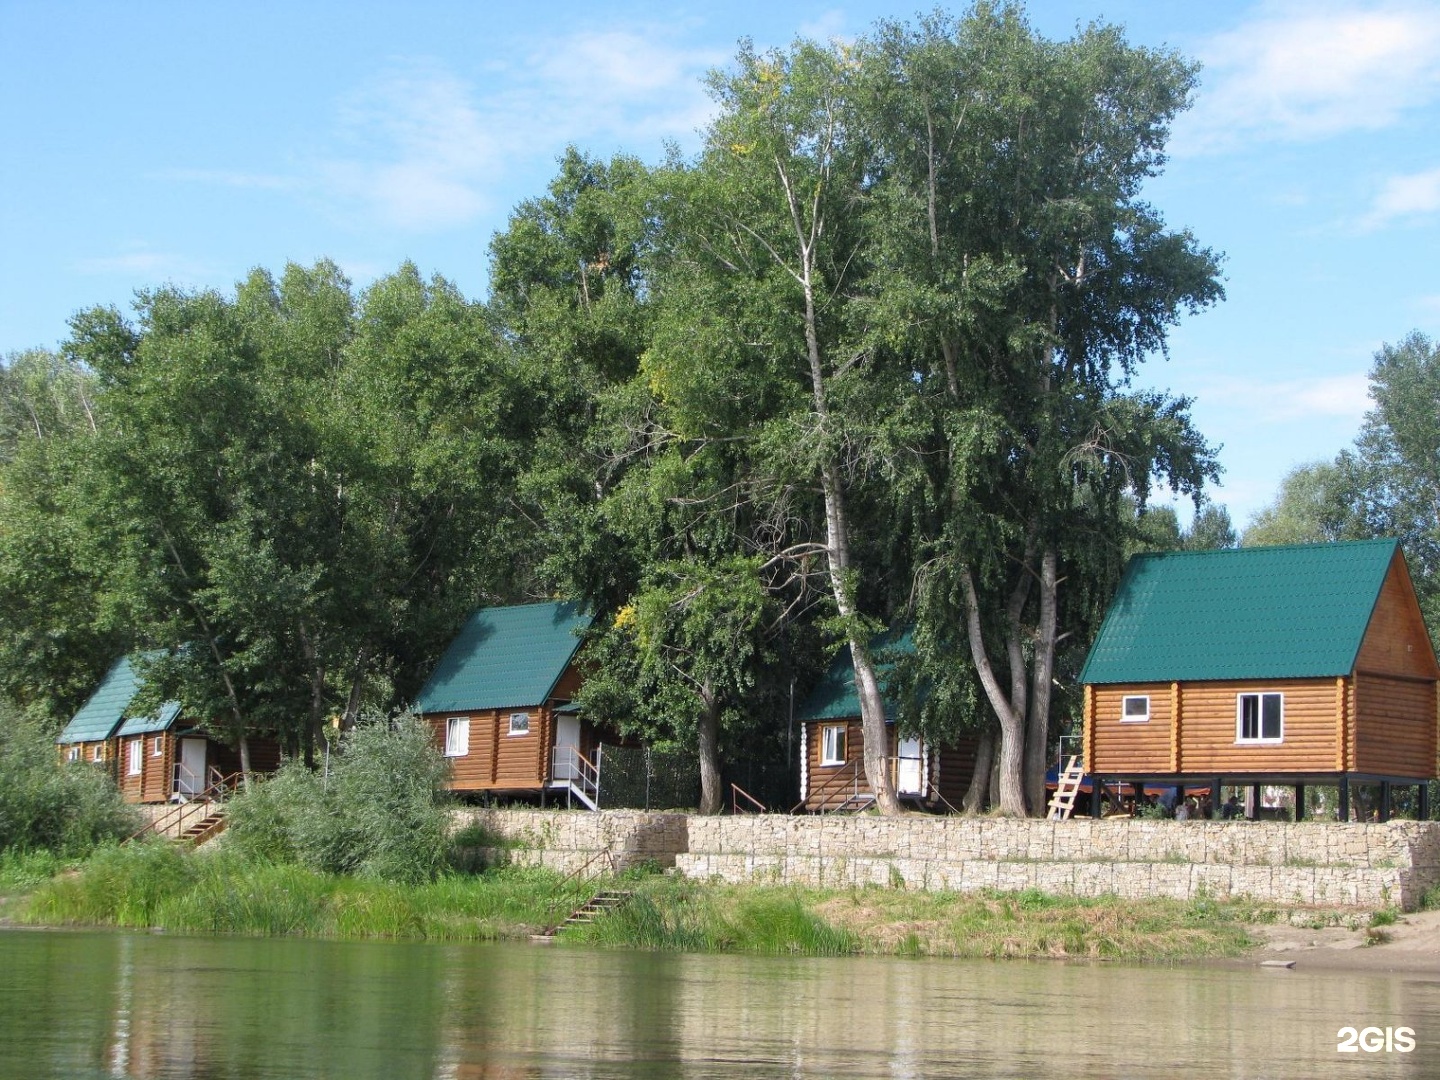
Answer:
[
  {"left": 1047, "top": 756, "right": 1086, "bottom": 821},
  {"left": 533, "top": 889, "right": 633, "bottom": 942}
]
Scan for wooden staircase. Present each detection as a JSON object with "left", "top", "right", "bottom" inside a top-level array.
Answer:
[
  {"left": 1046, "top": 755, "right": 1086, "bottom": 821},
  {"left": 177, "top": 809, "right": 227, "bottom": 845},
  {"left": 128, "top": 770, "right": 240, "bottom": 847}
]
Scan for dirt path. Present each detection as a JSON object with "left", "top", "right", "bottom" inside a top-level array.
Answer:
[{"left": 1244, "top": 910, "right": 1440, "bottom": 973}]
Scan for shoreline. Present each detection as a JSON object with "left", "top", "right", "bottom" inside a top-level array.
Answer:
[{"left": 7, "top": 842, "right": 1438, "bottom": 971}]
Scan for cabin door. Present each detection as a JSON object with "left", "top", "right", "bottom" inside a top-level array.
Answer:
[
  {"left": 176, "top": 738, "right": 207, "bottom": 798},
  {"left": 896, "top": 737, "right": 924, "bottom": 795},
  {"left": 553, "top": 716, "right": 581, "bottom": 781}
]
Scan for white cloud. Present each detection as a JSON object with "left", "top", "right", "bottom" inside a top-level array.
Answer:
[
  {"left": 1361, "top": 165, "right": 1440, "bottom": 228},
  {"left": 74, "top": 251, "right": 208, "bottom": 277},
  {"left": 1176, "top": 1, "right": 1440, "bottom": 154},
  {"left": 321, "top": 64, "right": 500, "bottom": 230},
  {"left": 1195, "top": 371, "right": 1372, "bottom": 422},
  {"left": 174, "top": 28, "right": 722, "bottom": 234}
]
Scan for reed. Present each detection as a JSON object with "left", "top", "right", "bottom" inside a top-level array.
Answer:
[{"left": 19, "top": 844, "right": 595, "bottom": 941}]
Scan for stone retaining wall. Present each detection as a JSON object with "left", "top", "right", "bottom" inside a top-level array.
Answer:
[
  {"left": 447, "top": 810, "right": 1440, "bottom": 909},
  {"left": 451, "top": 808, "right": 689, "bottom": 874},
  {"left": 676, "top": 817, "right": 1440, "bottom": 910}
]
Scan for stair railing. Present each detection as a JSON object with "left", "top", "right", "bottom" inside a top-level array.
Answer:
[
  {"left": 730, "top": 782, "right": 767, "bottom": 814},
  {"left": 129, "top": 771, "right": 243, "bottom": 842},
  {"left": 793, "top": 759, "right": 864, "bottom": 813},
  {"left": 551, "top": 746, "right": 601, "bottom": 809}
]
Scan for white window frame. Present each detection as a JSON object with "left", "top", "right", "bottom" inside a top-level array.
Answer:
[
  {"left": 444, "top": 717, "right": 470, "bottom": 757},
  {"left": 66, "top": 746, "right": 79, "bottom": 763},
  {"left": 508, "top": 712, "right": 530, "bottom": 737},
  {"left": 820, "top": 724, "right": 847, "bottom": 766},
  {"left": 126, "top": 739, "right": 142, "bottom": 776},
  {"left": 91, "top": 744, "right": 104, "bottom": 763},
  {"left": 151, "top": 736, "right": 164, "bottom": 757},
  {"left": 1120, "top": 695, "right": 1151, "bottom": 723},
  {"left": 1236, "top": 692, "right": 1284, "bottom": 745}
]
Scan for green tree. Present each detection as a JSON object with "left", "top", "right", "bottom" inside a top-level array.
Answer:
[
  {"left": 863, "top": 7, "right": 1221, "bottom": 814},
  {"left": 31, "top": 261, "right": 533, "bottom": 764},
  {"left": 1242, "top": 459, "right": 1369, "bottom": 548}
]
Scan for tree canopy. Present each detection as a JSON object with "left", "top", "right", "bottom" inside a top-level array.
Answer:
[{"left": 1, "top": 5, "right": 1228, "bottom": 814}]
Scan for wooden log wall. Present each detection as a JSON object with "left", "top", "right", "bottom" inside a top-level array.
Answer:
[
  {"left": 429, "top": 708, "right": 560, "bottom": 792},
  {"left": 1354, "top": 673, "right": 1438, "bottom": 778},
  {"left": 1090, "top": 679, "right": 1341, "bottom": 774}
]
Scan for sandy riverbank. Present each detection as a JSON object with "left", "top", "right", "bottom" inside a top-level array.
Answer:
[{"left": 1244, "top": 910, "right": 1440, "bottom": 973}]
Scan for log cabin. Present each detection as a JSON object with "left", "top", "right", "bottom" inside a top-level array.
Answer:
[
  {"left": 414, "top": 601, "right": 604, "bottom": 808},
  {"left": 1079, "top": 539, "right": 1440, "bottom": 820},
  {"left": 797, "top": 630, "right": 978, "bottom": 812},
  {"left": 56, "top": 655, "right": 278, "bottom": 803}
]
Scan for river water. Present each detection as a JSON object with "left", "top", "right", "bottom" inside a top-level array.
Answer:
[{"left": 2, "top": 928, "right": 1437, "bottom": 1078}]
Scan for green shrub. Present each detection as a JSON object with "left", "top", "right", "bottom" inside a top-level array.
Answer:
[
  {"left": 0, "top": 709, "right": 140, "bottom": 855},
  {"left": 225, "top": 713, "right": 451, "bottom": 884}
]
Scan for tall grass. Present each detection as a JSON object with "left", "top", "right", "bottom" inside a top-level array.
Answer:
[
  {"left": 568, "top": 878, "right": 1252, "bottom": 961},
  {"left": 20, "top": 843, "right": 594, "bottom": 940},
  {"left": 17, "top": 843, "right": 1253, "bottom": 961}
]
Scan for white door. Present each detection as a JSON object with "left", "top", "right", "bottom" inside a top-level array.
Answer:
[
  {"left": 176, "top": 738, "right": 207, "bottom": 797},
  {"left": 897, "top": 737, "right": 924, "bottom": 795},
  {"left": 553, "top": 716, "right": 581, "bottom": 781}
]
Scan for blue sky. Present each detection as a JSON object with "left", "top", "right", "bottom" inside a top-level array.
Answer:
[{"left": 3, "top": 1, "right": 1438, "bottom": 526}]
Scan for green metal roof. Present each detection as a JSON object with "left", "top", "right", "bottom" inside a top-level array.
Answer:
[
  {"left": 57, "top": 654, "right": 182, "bottom": 744},
  {"left": 1079, "top": 539, "right": 1402, "bottom": 685},
  {"left": 413, "top": 601, "right": 593, "bottom": 713},
  {"left": 797, "top": 629, "right": 913, "bottom": 722}
]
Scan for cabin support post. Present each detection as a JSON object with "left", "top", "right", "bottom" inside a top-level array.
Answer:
[
  {"left": 1132, "top": 780, "right": 1143, "bottom": 815},
  {"left": 1249, "top": 783, "right": 1262, "bottom": 821},
  {"left": 1419, "top": 783, "right": 1430, "bottom": 821},
  {"left": 1339, "top": 775, "right": 1350, "bottom": 822},
  {"left": 1380, "top": 782, "right": 1392, "bottom": 823},
  {"left": 1211, "top": 778, "right": 1222, "bottom": 819},
  {"left": 1091, "top": 780, "right": 1103, "bottom": 817},
  {"left": 1294, "top": 784, "right": 1306, "bottom": 822}
]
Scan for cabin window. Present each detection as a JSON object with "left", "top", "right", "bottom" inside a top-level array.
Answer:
[
  {"left": 508, "top": 713, "right": 530, "bottom": 737},
  {"left": 1120, "top": 696, "right": 1150, "bottom": 723},
  {"left": 444, "top": 717, "right": 470, "bottom": 757},
  {"left": 152, "top": 736, "right": 164, "bottom": 757},
  {"left": 1237, "top": 692, "right": 1283, "bottom": 744},
  {"left": 66, "top": 746, "right": 79, "bottom": 763},
  {"left": 127, "top": 739, "right": 142, "bottom": 776},
  {"left": 820, "top": 725, "right": 847, "bottom": 766},
  {"left": 91, "top": 745, "right": 104, "bottom": 763}
]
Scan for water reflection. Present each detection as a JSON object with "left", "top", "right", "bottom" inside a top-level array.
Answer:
[{"left": 2, "top": 929, "right": 1437, "bottom": 1078}]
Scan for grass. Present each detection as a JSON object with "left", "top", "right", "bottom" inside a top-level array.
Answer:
[
  {"left": 565, "top": 877, "right": 1254, "bottom": 961},
  {"left": 17, "top": 841, "right": 595, "bottom": 941},
  {"left": 9, "top": 843, "right": 1256, "bottom": 961}
]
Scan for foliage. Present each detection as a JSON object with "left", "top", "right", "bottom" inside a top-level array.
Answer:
[
  {"left": 1243, "top": 460, "right": 1370, "bottom": 547},
  {"left": 225, "top": 714, "right": 452, "bottom": 883},
  {"left": 2, "top": 262, "right": 537, "bottom": 754},
  {"left": 22, "top": 846, "right": 594, "bottom": 940},
  {"left": 0, "top": 706, "right": 140, "bottom": 855}
]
